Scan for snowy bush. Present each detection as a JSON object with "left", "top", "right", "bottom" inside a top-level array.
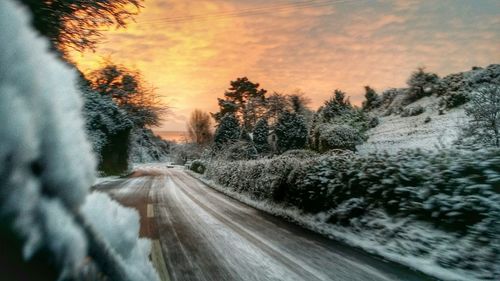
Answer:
[
  {"left": 280, "top": 149, "right": 318, "bottom": 159},
  {"left": 189, "top": 159, "right": 206, "bottom": 174},
  {"left": 317, "top": 124, "right": 364, "bottom": 152},
  {"left": 401, "top": 105, "right": 425, "bottom": 117},
  {"left": 274, "top": 111, "right": 308, "bottom": 153},
  {"left": 205, "top": 155, "right": 302, "bottom": 201},
  {"left": 214, "top": 141, "right": 258, "bottom": 161},
  {"left": 204, "top": 148, "right": 500, "bottom": 279},
  {"left": 438, "top": 64, "right": 500, "bottom": 109},
  {"left": 406, "top": 67, "right": 440, "bottom": 101},
  {"left": 0, "top": 2, "right": 159, "bottom": 279},
  {"left": 457, "top": 85, "right": 500, "bottom": 148}
]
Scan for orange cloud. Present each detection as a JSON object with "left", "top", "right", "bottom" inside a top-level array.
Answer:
[{"left": 70, "top": 0, "right": 500, "bottom": 131}]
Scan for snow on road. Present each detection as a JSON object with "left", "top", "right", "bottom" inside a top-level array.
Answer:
[{"left": 95, "top": 164, "right": 434, "bottom": 281}]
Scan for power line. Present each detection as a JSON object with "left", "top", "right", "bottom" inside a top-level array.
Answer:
[{"left": 137, "top": 0, "right": 360, "bottom": 26}]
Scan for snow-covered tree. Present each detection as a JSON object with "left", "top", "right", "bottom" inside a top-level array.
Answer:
[
  {"left": 362, "top": 86, "right": 381, "bottom": 111},
  {"left": 309, "top": 90, "right": 369, "bottom": 152},
  {"left": 253, "top": 118, "right": 270, "bottom": 153},
  {"left": 214, "top": 113, "right": 240, "bottom": 147},
  {"left": 81, "top": 83, "right": 133, "bottom": 175},
  {"left": 461, "top": 84, "right": 500, "bottom": 147},
  {"left": 406, "top": 67, "right": 440, "bottom": 100},
  {"left": 322, "top": 89, "right": 352, "bottom": 121},
  {"left": 275, "top": 111, "right": 308, "bottom": 153},
  {"left": 212, "top": 77, "right": 267, "bottom": 132}
]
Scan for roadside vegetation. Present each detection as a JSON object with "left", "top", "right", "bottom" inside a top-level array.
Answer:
[
  {"left": 1, "top": 1, "right": 162, "bottom": 280},
  {"left": 180, "top": 66, "right": 500, "bottom": 280}
]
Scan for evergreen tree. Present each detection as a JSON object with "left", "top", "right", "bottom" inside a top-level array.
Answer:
[
  {"left": 212, "top": 77, "right": 267, "bottom": 132},
  {"left": 322, "top": 89, "right": 351, "bottom": 121},
  {"left": 407, "top": 67, "right": 440, "bottom": 99},
  {"left": 253, "top": 118, "right": 270, "bottom": 153},
  {"left": 275, "top": 112, "right": 308, "bottom": 153},
  {"left": 362, "top": 86, "right": 380, "bottom": 111},
  {"left": 214, "top": 114, "right": 240, "bottom": 148}
]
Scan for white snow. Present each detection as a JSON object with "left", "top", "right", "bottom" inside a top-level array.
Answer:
[
  {"left": 189, "top": 169, "right": 494, "bottom": 281},
  {"left": 357, "top": 96, "right": 468, "bottom": 154},
  {"left": 0, "top": 1, "right": 159, "bottom": 280},
  {"left": 81, "top": 193, "right": 159, "bottom": 281},
  {"left": 0, "top": 0, "right": 93, "bottom": 277}
]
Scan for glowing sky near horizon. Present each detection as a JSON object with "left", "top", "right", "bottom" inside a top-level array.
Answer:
[{"left": 70, "top": 0, "right": 500, "bottom": 131}]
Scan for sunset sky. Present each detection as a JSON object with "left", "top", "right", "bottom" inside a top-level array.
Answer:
[{"left": 71, "top": 0, "right": 500, "bottom": 132}]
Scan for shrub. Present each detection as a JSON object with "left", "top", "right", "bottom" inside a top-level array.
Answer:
[
  {"left": 274, "top": 111, "right": 308, "bottom": 153},
  {"left": 368, "top": 117, "right": 379, "bottom": 128},
  {"left": 189, "top": 160, "right": 206, "bottom": 174},
  {"left": 280, "top": 149, "right": 318, "bottom": 159},
  {"left": 317, "top": 124, "right": 364, "bottom": 152},
  {"left": 401, "top": 105, "right": 425, "bottom": 117},
  {"left": 214, "top": 141, "right": 258, "bottom": 161},
  {"left": 205, "top": 148, "right": 500, "bottom": 236}
]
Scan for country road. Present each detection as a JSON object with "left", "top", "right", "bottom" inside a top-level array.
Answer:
[{"left": 94, "top": 165, "right": 435, "bottom": 281}]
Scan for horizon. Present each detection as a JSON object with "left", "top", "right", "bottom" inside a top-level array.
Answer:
[{"left": 71, "top": 0, "right": 500, "bottom": 131}]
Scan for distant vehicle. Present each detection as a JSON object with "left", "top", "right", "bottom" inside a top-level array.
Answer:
[{"left": 166, "top": 163, "right": 175, "bottom": 168}]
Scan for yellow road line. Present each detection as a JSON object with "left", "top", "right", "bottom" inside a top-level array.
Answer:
[
  {"left": 151, "top": 239, "right": 170, "bottom": 281},
  {"left": 147, "top": 204, "right": 154, "bottom": 218}
]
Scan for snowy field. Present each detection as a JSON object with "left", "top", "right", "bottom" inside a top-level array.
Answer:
[{"left": 357, "top": 96, "right": 468, "bottom": 154}]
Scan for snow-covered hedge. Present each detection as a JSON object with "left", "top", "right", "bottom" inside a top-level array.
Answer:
[
  {"left": 317, "top": 124, "right": 364, "bottom": 151},
  {"left": 206, "top": 155, "right": 303, "bottom": 201},
  {"left": 0, "top": 1, "right": 159, "bottom": 280},
  {"left": 189, "top": 159, "right": 207, "bottom": 174},
  {"left": 204, "top": 149, "right": 500, "bottom": 280}
]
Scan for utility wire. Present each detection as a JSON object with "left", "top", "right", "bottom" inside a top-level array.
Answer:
[{"left": 137, "top": 0, "right": 360, "bottom": 26}]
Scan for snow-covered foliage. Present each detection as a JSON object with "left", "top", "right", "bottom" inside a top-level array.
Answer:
[
  {"left": 274, "top": 111, "right": 308, "bottom": 153},
  {"left": 203, "top": 149, "right": 500, "bottom": 280},
  {"left": 316, "top": 124, "right": 364, "bottom": 152},
  {"left": 457, "top": 85, "right": 500, "bottom": 148},
  {"left": 214, "top": 113, "right": 240, "bottom": 147},
  {"left": 406, "top": 67, "right": 440, "bottom": 101},
  {"left": 0, "top": 2, "right": 159, "bottom": 279},
  {"left": 205, "top": 155, "right": 302, "bottom": 201},
  {"left": 439, "top": 64, "right": 500, "bottom": 109},
  {"left": 252, "top": 118, "right": 270, "bottom": 153},
  {"left": 188, "top": 159, "right": 207, "bottom": 174},
  {"left": 0, "top": 1, "right": 94, "bottom": 277},
  {"left": 213, "top": 141, "right": 258, "bottom": 161},
  {"left": 81, "top": 193, "right": 159, "bottom": 281},
  {"left": 81, "top": 84, "right": 133, "bottom": 158},
  {"left": 280, "top": 149, "right": 319, "bottom": 159},
  {"left": 309, "top": 96, "right": 369, "bottom": 152},
  {"left": 401, "top": 105, "right": 425, "bottom": 117},
  {"left": 130, "top": 128, "right": 170, "bottom": 163}
]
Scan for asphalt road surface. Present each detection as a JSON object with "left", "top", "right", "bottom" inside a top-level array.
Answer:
[{"left": 95, "top": 165, "right": 435, "bottom": 281}]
